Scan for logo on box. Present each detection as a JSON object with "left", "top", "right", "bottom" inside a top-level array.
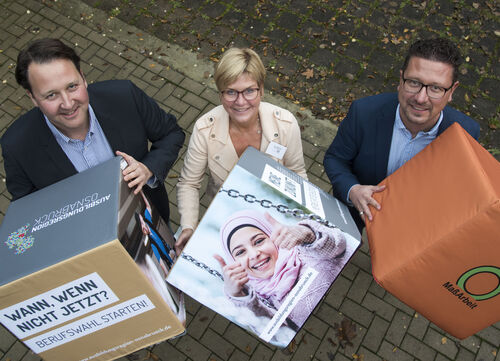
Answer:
[
  {"left": 443, "top": 265, "right": 500, "bottom": 309},
  {"left": 5, "top": 224, "right": 34, "bottom": 255}
]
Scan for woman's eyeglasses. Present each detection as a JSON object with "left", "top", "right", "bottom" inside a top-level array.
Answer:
[{"left": 221, "top": 87, "right": 260, "bottom": 102}]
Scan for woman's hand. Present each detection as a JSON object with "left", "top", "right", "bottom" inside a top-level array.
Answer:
[
  {"left": 214, "top": 255, "right": 249, "bottom": 297},
  {"left": 174, "top": 228, "right": 193, "bottom": 256},
  {"left": 265, "top": 212, "right": 315, "bottom": 249}
]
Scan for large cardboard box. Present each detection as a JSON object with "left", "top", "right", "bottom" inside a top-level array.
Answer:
[
  {"left": 167, "top": 147, "right": 361, "bottom": 347},
  {"left": 0, "top": 157, "right": 185, "bottom": 361},
  {"left": 366, "top": 123, "right": 500, "bottom": 339}
]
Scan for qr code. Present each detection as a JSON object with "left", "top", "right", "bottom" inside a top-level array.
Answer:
[
  {"left": 309, "top": 193, "right": 319, "bottom": 210},
  {"left": 284, "top": 177, "right": 297, "bottom": 198},
  {"left": 268, "top": 172, "right": 282, "bottom": 187}
]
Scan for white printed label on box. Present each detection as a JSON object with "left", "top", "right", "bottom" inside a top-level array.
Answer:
[
  {"left": 261, "top": 164, "right": 302, "bottom": 204},
  {"left": 303, "top": 182, "right": 325, "bottom": 219},
  {"left": 0, "top": 273, "right": 118, "bottom": 339},
  {"left": 25, "top": 294, "right": 155, "bottom": 353},
  {"left": 259, "top": 268, "right": 318, "bottom": 342}
]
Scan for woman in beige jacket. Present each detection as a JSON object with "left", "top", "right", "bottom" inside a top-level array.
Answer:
[{"left": 175, "top": 48, "right": 307, "bottom": 253}]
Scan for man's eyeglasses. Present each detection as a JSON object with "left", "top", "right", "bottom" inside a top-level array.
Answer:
[
  {"left": 221, "top": 87, "right": 260, "bottom": 102},
  {"left": 402, "top": 77, "right": 454, "bottom": 99}
]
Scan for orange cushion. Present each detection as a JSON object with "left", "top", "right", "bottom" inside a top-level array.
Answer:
[{"left": 366, "top": 122, "right": 500, "bottom": 339}]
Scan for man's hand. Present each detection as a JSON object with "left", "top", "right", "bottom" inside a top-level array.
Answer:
[
  {"left": 116, "top": 151, "right": 153, "bottom": 194},
  {"left": 174, "top": 228, "right": 193, "bottom": 256},
  {"left": 349, "top": 184, "right": 386, "bottom": 222}
]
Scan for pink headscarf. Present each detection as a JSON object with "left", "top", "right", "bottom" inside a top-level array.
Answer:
[{"left": 220, "top": 210, "right": 302, "bottom": 301}]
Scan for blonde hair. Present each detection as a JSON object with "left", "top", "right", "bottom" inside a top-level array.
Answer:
[{"left": 214, "top": 48, "right": 266, "bottom": 91}]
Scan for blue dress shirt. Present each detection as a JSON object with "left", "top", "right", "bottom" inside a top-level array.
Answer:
[
  {"left": 45, "top": 105, "right": 114, "bottom": 172},
  {"left": 386, "top": 105, "right": 443, "bottom": 176}
]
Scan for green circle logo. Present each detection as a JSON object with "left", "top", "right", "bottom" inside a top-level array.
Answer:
[{"left": 457, "top": 266, "right": 500, "bottom": 301}]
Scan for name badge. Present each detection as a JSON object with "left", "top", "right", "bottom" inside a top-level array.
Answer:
[{"left": 265, "top": 141, "right": 287, "bottom": 160}]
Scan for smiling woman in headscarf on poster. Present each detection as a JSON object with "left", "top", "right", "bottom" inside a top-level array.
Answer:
[{"left": 214, "top": 210, "right": 348, "bottom": 330}]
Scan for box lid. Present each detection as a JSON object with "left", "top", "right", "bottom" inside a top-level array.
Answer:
[{"left": 0, "top": 157, "right": 122, "bottom": 286}]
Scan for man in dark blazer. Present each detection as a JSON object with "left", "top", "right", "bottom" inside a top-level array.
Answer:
[
  {"left": 323, "top": 38, "right": 480, "bottom": 230},
  {"left": 1, "top": 38, "right": 184, "bottom": 222}
]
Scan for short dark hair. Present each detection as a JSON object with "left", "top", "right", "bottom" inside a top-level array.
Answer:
[
  {"left": 15, "top": 38, "right": 81, "bottom": 93},
  {"left": 402, "top": 38, "right": 462, "bottom": 83}
]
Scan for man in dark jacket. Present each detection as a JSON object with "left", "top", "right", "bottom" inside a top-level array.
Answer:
[
  {"left": 323, "top": 38, "right": 480, "bottom": 230},
  {"left": 1, "top": 38, "right": 185, "bottom": 222}
]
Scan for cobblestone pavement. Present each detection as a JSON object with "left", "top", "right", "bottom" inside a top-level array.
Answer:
[
  {"left": 81, "top": 0, "right": 500, "bottom": 158},
  {"left": 0, "top": 1, "right": 499, "bottom": 361}
]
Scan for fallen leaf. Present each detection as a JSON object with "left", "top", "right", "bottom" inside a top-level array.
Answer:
[
  {"left": 295, "top": 112, "right": 305, "bottom": 119},
  {"left": 441, "top": 337, "right": 447, "bottom": 344},
  {"left": 302, "top": 68, "right": 314, "bottom": 79},
  {"left": 334, "top": 318, "right": 357, "bottom": 348},
  {"left": 327, "top": 336, "right": 337, "bottom": 346}
]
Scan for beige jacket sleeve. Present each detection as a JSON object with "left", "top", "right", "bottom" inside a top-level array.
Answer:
[{"left": 176, "top": 121, "right": 209, "bottom": 230}]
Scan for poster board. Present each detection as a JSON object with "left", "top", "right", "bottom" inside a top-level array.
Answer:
[
  {"left": 167, "top": 147, "right": 361, "bottom": 347},
  {"left": 0, "top": 157, "right": 185, "bottom": 361},
  {"left": 366, "top": 123, "right": 500, "bottom": 339}
]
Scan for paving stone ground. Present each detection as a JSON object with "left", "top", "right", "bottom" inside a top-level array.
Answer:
[
  {"left": 0, "top": 1, "right": 499, "bottom": 361},
  {"left": 81, "top": 0, "right": 500, "bottom": 159}
]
